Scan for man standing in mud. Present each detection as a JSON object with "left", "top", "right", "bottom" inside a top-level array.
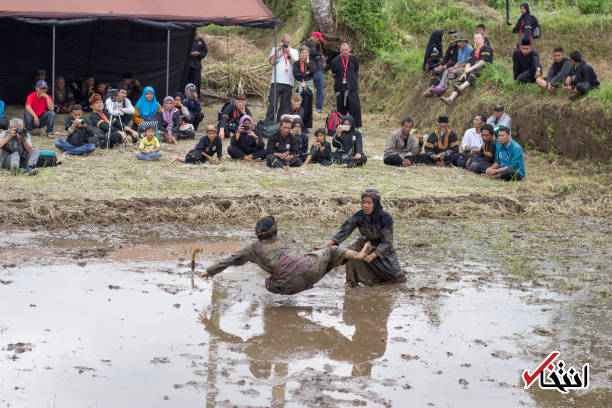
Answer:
[{"left": 331, "top": 43, "right": 362, "bottom": 129}]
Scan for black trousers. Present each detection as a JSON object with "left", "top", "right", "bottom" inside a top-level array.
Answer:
[
  {"left": 309, "top": 149, "right": 331, "bottom": 166},
  {"left": 335, "top": 89, "right": 362, "bottom": 128},
  {"left": 500, "top": 167, "right": 523, "bottom": 181},
  {"left": 188, "top": 67, "right": 202, "bottom": 97},
  {"left": 517, "top": 71, "right": 536, "bottom": 83},
  {"left": 574, "top": 81, "right": 594, "bottom": 94},
  {"left": 467, "top": 157, "right": 492, "bottom": 174},
  {"left": 450, "top": 152, "right": 472, "bottom": 168},
  {"left": 331, "top": 152, "right": 367, "bottom": 167},
  {"left": 383, "top": 154, "right": 403, "bottom": 166},
  {"left": 228, "top": 145, "right": 267, "bottom": 160},
  {"left": 300, "top": 89, "right": 313, "bottom": 129},
  {"left": 266, "top": 154, "right": 303, "bottom": 168},
  {"left": 266, "top": 83, "right": 293, "bottom": 122},
  {"left": 188, "top": 110, "right": 204, "bottom": 131},
  {"left": 401, "top": 153, "right": 431, "bottom": 165},
  {"left": 0, "top": 118, "right": 9, "bottom": 130}
]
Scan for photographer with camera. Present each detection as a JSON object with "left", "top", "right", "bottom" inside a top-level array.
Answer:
[
  {"left": 105, "top": 86, "right": 135, "bottom": 126},
  {"left": 266, "top": 34, "right": 298, "bottom": 123},
  {"left": 24, "top": 80, "right": 56, "bottom": 137},
  {"left": 217, "top": 94, "right": 252, "bottom": 140},
  {"left": 54, "top": 105, "right": 96, "bottom": 156},
  {"left": 0, "top": 118, "right": 40, "bottom": 176}
]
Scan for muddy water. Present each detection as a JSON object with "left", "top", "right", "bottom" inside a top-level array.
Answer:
[{"left": 1, "top": 222, "right": 610, "bottom": 407}]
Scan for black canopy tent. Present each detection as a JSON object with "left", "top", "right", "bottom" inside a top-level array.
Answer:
[{"left": 0, "top": 0, "right": 276, "bottom": 104}]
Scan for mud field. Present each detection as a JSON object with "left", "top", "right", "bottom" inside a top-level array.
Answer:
[{"left": 1, "top": 218, "right": 609, "bottom": 407}]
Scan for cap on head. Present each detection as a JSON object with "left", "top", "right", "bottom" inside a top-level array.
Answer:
[
  {"left": 312, "top": 31, "right": 325, "bottom": 42},
  {"left": 438, "top": 116, "right": 449, "bottom": 124},
  {"left": 36, "top": 80, "right": 48, "bottom": 89},
  {"left": 455, "top": 33, "right": 467, "bottom": 42},
  {"left": 493, "top": 104, "right": 504, "bottom": 111}
]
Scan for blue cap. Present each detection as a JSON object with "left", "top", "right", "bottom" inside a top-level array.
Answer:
[{"left": 36, "top": 80, "right": 48, "bottom": 89}]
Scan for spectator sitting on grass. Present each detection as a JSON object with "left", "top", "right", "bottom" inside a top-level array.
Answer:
[
  {"left": 53, "top": 76, "right": 74, "bottom": 114},
  {"left": 55, "top": 104, "right": 96, "bottom": 156},
  {"left": 466, "top": 124, "right": 497, "bottom": 174},
  {"left": 0, "top": 99, "right": 7, "bottom": 130},
  {"left": 291, "top": 118, "right": 309, "bottom": 161},
  {"left": 486, "top": 127, "right": 525, "bottom": 181},
  {"left": 184, "top": 83, "right": 204, "bottom": 131},
  {"left": 266, "top": 118, "right": 302, "bottom": 170},
  {"left": 427, "top": 34, "right": 472, "bottom": 95},
  {"left": 227, "top": 115, "right": 266, "bottom": 162},
  {"left": 136, "top": 126, "right": 162, "bottom": 161},
  {"left": 486, "top": 104, "right": 511, "bottom": 136},
  {"left": 157, "top": 96, "right": 179, "bottom": 144},
  {"left": 423, "top": 31, "right": 457, "bottom": 96},
  {"left": 105, "top": 85, "right": 135, "bottom": 128},
  {"left": 535, "top": 47, "right": 572, "bottom": 94},
  {"left": 452, "top": 114, "right": 486, "bottom": 168},
  {"left": 89, "top": 94, "right": 126, "bottom": 147},
  {"left": 303, "top": 128, "right": 332, "bottom": 166},
  {"left": 24, "top": 80, "right": 56, "bottom": 137},
  {"left": 331, "top": 115, "right": 367, "bottom": 167},
  {"left": 0, "top": 118, "right": 40, "bottom": 176},
  {"left": 512, "top": 38, "right": 541, "bottom": 84},
  {"left": 563, "top": 51, "right": 600, "bottom": 101},
  {"left": 173, "top": 125, "right": 223, "bottom": 164},
  {"left": 383, "top": 117, "right": 424, "bottom": 167},
  {"left": 133, "top": 86, "right": 162, "bottom": 134},
  {"left": 218, "top": 94, "right": 252, "bottom": 140}
]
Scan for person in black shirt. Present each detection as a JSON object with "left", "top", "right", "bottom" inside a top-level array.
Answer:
[
  {"left": 266, "top": 118, "right": 302, "bottom": 169},
  {"left": 303, "top": 128, "right": 332, "bottom": 166},
  {"left": 290, "top": 118, "right": 309, "bottom": 161},
  {"left": 536, "top": 47, "right": 572, "bottom": 94},
  {"left": 174, "top": 125, "right": 222, "bottom": 164},
  {"left": 442, "top": 33, "right": 493, "bottom": 106},
  {"left": 293, "top": 46, "right": 317, "bottom": 129},
  {"left": 188, "top": 31, "right": 208, "bottom": 98},
  {"left": 304, "top": 31, "right": 326, "bottom": 113},
  {"left": 331, "top": 115, "right": 366, "bottom": 167},
  {"left": 55, "top": 104, "right": 97, "bottom": 155},
  {"left": 467, "top": 124, "right": 497, "bottom": 174},
  {"left": 422, "top": 116, "right": 459, "bottom": 166},
  {"left": 512, "top": 38, "right": 541, "bottom": 83},
  {"left": 227, "top": 115, "right": 266, "bottom": 162},
  {"left": 564, "top": 50, "right": 600, "bottom": 100},
  {"left": 423, "top": 30, "right": 444, "bottom": 72},
  {"left": 217, "top": 94, "right": 252, "bottom": 140},
  {"left": 511, "top": 2, "right": 538, "bottom": 46},
  {"left": 424, "top": 31, "right": 457, "bottom": 93},
  {"left": 330, "top": 43, "right": 362, "bottom": 129}
]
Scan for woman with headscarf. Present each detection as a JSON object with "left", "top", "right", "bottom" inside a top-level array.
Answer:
[
  {"left": 133, "top": 86, "right": 162, "bottom": 134},
  {"left": 183, "top": 83, "right": 204, "bottom": 131},
  {"left": 202, "top": 216, "right": 372, "bottom": 295},
  {"left": 511, "top": 2, "right": 538, "bottom": 46},
  {"left": 227, "top": 115, "right": 266, "bottom": 161},
  {"left": 331, "top": 115, "right": 366, "bottom": 167},
  {"left": 53, "top": 76, "right": 74, "bottom": 113},
  {"left": 323, "top": 189, "right": 406, "bottom": 287},
  {"left": 423, "top": 30, "right": 444, "bottom": 72},
  {"left": 157, "top": 96, "right": 180, "bottom": 144}
]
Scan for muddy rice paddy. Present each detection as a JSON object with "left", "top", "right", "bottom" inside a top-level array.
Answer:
[{"left": 0, "top": 219, "right": 609, "bottom": 407}]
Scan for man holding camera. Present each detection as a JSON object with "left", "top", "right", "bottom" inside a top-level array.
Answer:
[
  {"left": 0, "top": 118, "right": 40, "bottom": 175},
  {"left": 24, "top": 80, "right": 56, "bottom": 137},
  {"left": 105, "top": 86, "right": 135, "bottom": 127},
  {"left": 266, "top": 34, "right": 298, "bottom": 122},
  {"left": 54, "top": 105, "right": 96, "bottom": 156}
]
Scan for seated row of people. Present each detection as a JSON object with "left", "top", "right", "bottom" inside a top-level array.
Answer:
[
  {"left": 383, "top": 115, "right": 524, "bottom": 181},
  {"left": 513, "top": 44, "right": 600, "bottom": 100}
]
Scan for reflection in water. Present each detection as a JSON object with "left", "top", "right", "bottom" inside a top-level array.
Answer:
[{"left": 200, "top": 282, "right": 396, "bottom": 405}]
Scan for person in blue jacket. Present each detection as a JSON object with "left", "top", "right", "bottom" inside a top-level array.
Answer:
[{"left": 485, "top": 126, "right": 525, "bottom": 181}]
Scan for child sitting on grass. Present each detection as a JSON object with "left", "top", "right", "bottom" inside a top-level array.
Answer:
[
  {"left": 136, "top": 126, "right": 162, "bottom": 161},
  {"left": 172, "top": 124, "right": 223, "bottom": 164},
  {"left": 201, "top": 216, "right": 371, "bottom": 295},
  {"left": 303, "top": 128, "right": 332, "bottom": 166}
]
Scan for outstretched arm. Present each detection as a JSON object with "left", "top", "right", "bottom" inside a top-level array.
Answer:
[{"left": 205, "top": 245, "right": 252, "bottom": 277}]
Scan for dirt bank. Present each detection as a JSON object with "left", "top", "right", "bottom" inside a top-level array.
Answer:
[{"left": 1, "top": 193, "right": 608, "bottom": 228}]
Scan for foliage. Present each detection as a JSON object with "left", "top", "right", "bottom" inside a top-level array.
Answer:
[
  {"left": 588, "top": 81, "right": 612, "bottom": 115},
  {"left": 335, "top": 0, "right": 394, "bottom": 54},
  {"left": 375, "top": 47, "right": 424, "bottom": 77}
]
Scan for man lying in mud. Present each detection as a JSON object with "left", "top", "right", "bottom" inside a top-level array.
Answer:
[{"left": 200, "top": 216, "right": 371, "bottom": 295}]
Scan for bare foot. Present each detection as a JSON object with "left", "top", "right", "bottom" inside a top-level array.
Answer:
[
  {"left": 197, "top": 272, "right": 210, "bottom": 279},
  {"left": 283, "top": 166, "right": 291, "bottom": 172},
  {"left": 358, "top": 242, "right": 372, "bottom": 259}
]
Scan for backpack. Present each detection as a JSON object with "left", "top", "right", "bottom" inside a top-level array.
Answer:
[
  {"left": 255, "top": 120, "right": 278, "bottom": 139},
  {"left": 325, "top": 111, "right": 344, "bottom": 136},
  {"left": 36, "top": 150, "right": 59, "bottom": 167},
  {"left": 217, "top": 101, "right": 234, "bottom": 122},
  {"left": 533, "top": 17, "right": 542, "bottom": 39}
]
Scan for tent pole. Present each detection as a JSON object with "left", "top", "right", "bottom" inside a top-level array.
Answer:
[
  {"left": 52, "top": 25, "right": 56, "bottom": 102},
  {"left": 272, "top": 23, "right": 278, "bottom": 122},
  {"left": 226, "top": 26, "right": 230, "bottom": 98},
  {"left": 166, "top": 29, "right": 171, "bottom": 96}
]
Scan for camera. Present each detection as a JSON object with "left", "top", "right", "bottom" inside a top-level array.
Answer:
[
  {"left": 14, "top": 128, "right": 27, "bottom": 138},
  {"left": 107, "top": 88, "right": 118, "bottom": 102},
  {"left": 76, "top": 118, "right": 86, "bottom": 125},
  {"left": 228, "top": 123, "right": 238, "bottom": 133},
  {"left": 242, "top": 124, "right": 250, "bottom": 130},
  {"left": 281, "top": 42, "right": 289, "bottom": 49}
]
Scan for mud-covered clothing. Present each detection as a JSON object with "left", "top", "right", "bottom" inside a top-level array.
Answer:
[
  {"left": 467, "top": 139, "right": 497, "bottom": 173},
  {"left": 228, "top": 130, "right": 266, "bottom": 159},
  {"left": 330, "top": 210, "right": 404, "bottom": 286},
  {"left": 206, "top": 237, "right": 349, "bottom": 295},
  {"left": 462, "top": 44, "right": 493, "bottom": 85},
  {"left": 495, "top": 139, "right": 525, "bottom": 179},
  {"left": 545, "top": 57, "right": 572, "bottom": 87},
  {"left": 423, "top": 129, "right": 459, "bottom": 164},
  {"left": 266, "top": 131, "right": 302, "bottom": 168},
  {"left": 218, "top": 103, "right": 252, "bottom": 134},
  {"left": 512, "top": 49, "right": 541, "bottom": 83},
  {"left": 307, "top": 141, "right": 332, "bottom": 165},
  {"left": 569, "top": 60, "right": 600, "bottom": 94},
  {"left": 383, "top": 129, "right": 423, "bottom": 163}
]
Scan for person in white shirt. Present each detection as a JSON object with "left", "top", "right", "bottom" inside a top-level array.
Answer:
[
  {"left": 452, "top": 114, "right": 485, "bottom": 168},
  {"left": 265, "top": 33, "right": 299, "bottom": 123},
  {"left": 105, "top": 85, "right": 135, "bottom": 126}
]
